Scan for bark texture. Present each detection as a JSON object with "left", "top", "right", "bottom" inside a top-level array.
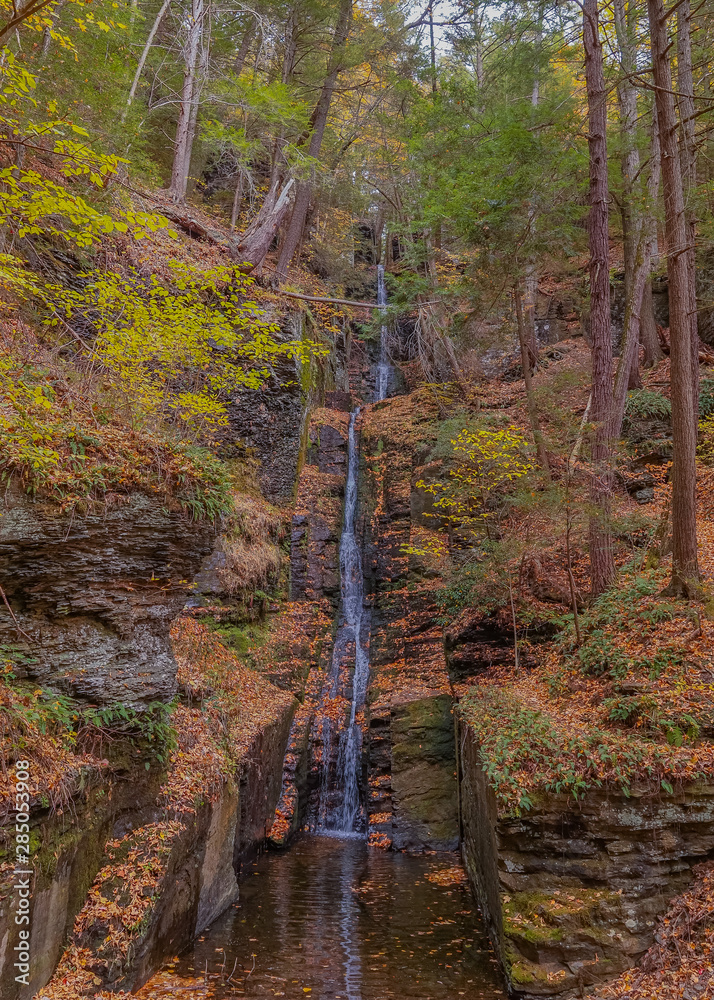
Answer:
[
  {"left": 583, "top": 0, "right": 615, "bottom": 596},
  {"left": 648, "top": 0, "right": 700, "bottom": 591},
  {"left": 677, "top": 0, "right": 699, "bottom": 424},
  {"left": 169, "top": 0, "right": 205, "bottom": 202},
  {"left": 515, "top": 284, "right": 550, "bottom": 476}
]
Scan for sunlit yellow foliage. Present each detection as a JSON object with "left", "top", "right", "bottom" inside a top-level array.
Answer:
[
  {"left": 414, "top": 426, "right": 533, "bottom": 549},
  {"left": 0, "top": 0, "right": 123, "bottom": 54},
  {"left": 1, "top": 261, "right": 326, "bottom": 435},
  {"left": 0, "top": 53, "right": 173, "bottom": 250},
  {"left": 0, "top": 56, "right": 325, "bottom": 510}
]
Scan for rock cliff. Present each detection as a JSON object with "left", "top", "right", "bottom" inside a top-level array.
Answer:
[
  {"left": 459, "top": 722, "right": 714, "bottom": 998},
  {"left": 0, "top": 489, "right": 216, "bottom": 706}
]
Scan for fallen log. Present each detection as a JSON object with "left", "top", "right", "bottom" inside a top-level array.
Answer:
[
  {"left": 280, "top": 290, "right": 379, "bottom": 309},
  {"left": 657, "top": 325, "right": 714, "bottom": 365}
]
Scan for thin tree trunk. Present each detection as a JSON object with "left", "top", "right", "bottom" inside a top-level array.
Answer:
[
  {"left": 39, "top": 0, "right": 63, "bottom": 59},
  {"left": 475, "top": 42, "right": 483, "bottom": 87},
  {"left": 522, "top": 2, "right": 545, "bottom": 371},
  {"left": 613, "top": 0, "right": 648, "bottom": 396},
  {"left": 0, "top": 0, "right": 57, "bottom": 47},
  {"left": 613, "top": 0, "right": 639, "bottom": 325},
  {"left": 233, "top": 21, "right": 254, "bottom": 75},
  {"left": 274, "top": 0, "right": 353, "bottom": 283},
  {"left": 569, "top": 393, "right": 592, "bottom": 476},
  {"left": 124, "top": 0, "right": 171, "bottom": 119},
  {"left": 611, "top": 48, "right": 664, "bottom": 430},
  {"left": 584, "top": 0, "right": 616, "bottom": 596},
  {"left": 677, "top": 0, "right": 699, "bottom": 425},
  {"left": 641, "top": 278, "right": 662, "bottom": 366},
  {"left": 515, "top": 283, "right": 551, "bottom": 477},
  {"left": 230, "top": 10, "right": 297, "bottom": 270},
  {"left": 434, "top": 314, "right": 470, "bottom": 397},
  {"left": 612, "top": 229, "right": 649, "bottom": 438},
  {"left": 429, "top": 2, "right": 437, "bottom": 93},
  {"left": 230, "top": 171, "right": 244, "bottom": 231},
  {"left": 168, "top": 0, "right": 204, "bottom": 202},
  {"left": 182, "top": 29, "right": 208, "bottom": 196},
  {"left": 643, "top": 112, "right": 664, "bottom": 368},
  {"left": 508, "top": 572, "right": 519, "bottom": 670},
  {"left": 648, "top": 0, "right": 700, "bottom": 593},
  {"left": 565, "top": 501, "right": 582, "bottom": 646}
]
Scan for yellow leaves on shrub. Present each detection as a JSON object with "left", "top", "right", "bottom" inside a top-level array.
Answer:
[
  {"left": 412, "top": 425, "right": 533, "bottom": 553},
  {"left": 42, "top": 261, "right": 312, "bottom": 434}
]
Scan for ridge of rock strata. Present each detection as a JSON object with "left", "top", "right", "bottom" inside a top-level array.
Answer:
[
  {"left": 459, "top": 725, "right": 714, "bottom": 998},
  {"left": 0, "top": 489, "right": 216, "bottom": 706},
  {"left": 359, "top": 393, "right": 460, "bottom": 852}
]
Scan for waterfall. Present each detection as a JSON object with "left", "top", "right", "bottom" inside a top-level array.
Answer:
[
  {"left": 317, "top": 408, "right": 370, "bottom": 835},
  {"left": 314, "top": 265, "right": 393, "bottom": 835},
  {"left": 376, "top": 264, "right": 391, "bottom": 401}
]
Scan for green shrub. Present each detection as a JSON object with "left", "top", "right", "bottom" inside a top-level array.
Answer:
[
  {"left": 698, "top": 379, "right": 714, "bottom": 418},
  {"left": 624, "top": 389, "right": 671, "bottom": 421},
  {"left": 558, "top": 569, "right": 686, "bottom": 681}
]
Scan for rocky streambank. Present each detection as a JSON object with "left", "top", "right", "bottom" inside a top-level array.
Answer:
[
  {"left": 459, "top": 725, "right": 714, "bottom": 998},
  {"left": 0, "top": 485, "right": 296, "bottom": 999}
]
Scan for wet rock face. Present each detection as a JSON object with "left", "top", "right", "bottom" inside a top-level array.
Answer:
[
  {"left": 0, "top": 700, "right": 295, "bottom": 999},
  {"left": 0, "top": 490, "right": 215, "bottom": 705},
  {"left": 460, "top": 729, "right": 714, "bottom": 999},
  {"left": 290, "top": 410, "right": 350, "bottom": 604},
  {"left": 357, "top": 396, "right": 460, "bottom": 851},
  {"left": 610, "top": 275, "right": 668, "bottom": 351},
  {"left": 389, "top": 695, "right": 459, "bottom": 851},
  {"left": 220, "top": 351, "right": 307, "bottom": 505},
  {"left": 445, "top": 613, "right": 519, "bottom": 682},
  {"left": 219, "top": 310, "right": 337, "bottom": 505}
]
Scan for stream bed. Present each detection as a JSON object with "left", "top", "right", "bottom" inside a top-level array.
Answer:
[{"left": 141, "top": 837, "right": 507, "bottom": 1000}]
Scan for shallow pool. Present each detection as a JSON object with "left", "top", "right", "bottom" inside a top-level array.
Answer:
[{"left": 141, "top": 836, "right": 507, "bottom": 1000}]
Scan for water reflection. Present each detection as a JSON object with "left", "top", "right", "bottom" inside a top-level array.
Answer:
[{"left": 148, "top": 837, "right": 507, "bottom": 1000}]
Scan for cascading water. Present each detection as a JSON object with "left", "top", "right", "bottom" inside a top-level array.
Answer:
[
  {"left": 376, "top": 263, "right": 391, "bottom": 401},
  {"left": 316, "top": 408, "right": 370, "bottom": 834},
  {"left": 315, "top": 264, "right": 394, "bottom": 835}
]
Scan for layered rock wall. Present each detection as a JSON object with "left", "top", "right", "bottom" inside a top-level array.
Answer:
[
  {"left": 359, "top": 395, "right": 460, "bottom": 851},
  {"left": 459, "top": 721, "right": 714, "bottom": 998},
  {"left": 0, "top": 490, "right": 215, "bottom": 705},
  {"left": 0, "top": 697, "right": 294, "bottom": 1000}
]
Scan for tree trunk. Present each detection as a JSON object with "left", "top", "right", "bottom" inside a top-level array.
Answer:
[
  {"left": 182, "top": 32, "right": 209, "bottom": 197},
  {"left": 123, "top": 0, "right": 171, "bottom": 119},
  {"left": 583, "top": 0, "right": 616, "bottom": 596},
  {"left": 515, "top": 284, "right": 551, "bottom": 477},
  {"left": 677, "top": 0, "right": 699, "bottom": 424},
  {"left": 641, "top": 278, "right": 662, "bottom": 366},
  {"left": 522, "top": 1, "right": 545, "bottom": 372},
  {"left": 613, "top": 0, "right": 639, "bottom": 327},
  {"left": 230, "top": 171, "right": 244, "bottom": 232},
  {"left": 613, "top": 0, "right": 650, "bottom": 396},
  {"left": 643, "top": 113, "right": 664, "bottom": 368},
  {"left": 611, "top": 3, "right": 664, "bottom": 425},
  {"left": 235, "top": 177, "right": 295, "bottom": 269},
  {"left": 39, "top": 0, "right": 63, "bottom": 59},
  {"left": 168, "top": 0, "right": 204, "bottom": 202},
  {"left": 612, "top": 229, "right": 649, "bottom": 438},
  {"left": 429, "top": 2, "right": 437, "bottom": 93},
  {"left": 648, "top": 0, "right": 700, "bottom": 593},
  {"left": 274, "top": 0, "right": 353, "bottom": 283},
  {"left": 233, "top": 21, "right": 254, "bottom": 76}
]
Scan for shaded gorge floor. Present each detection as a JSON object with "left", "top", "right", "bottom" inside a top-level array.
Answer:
[{"left": 137, "top": 837, "right": 507, "bottom": 1000}]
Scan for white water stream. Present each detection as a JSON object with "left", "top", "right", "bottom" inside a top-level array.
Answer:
[
  {"left": 317, "top": 264, "right": 393, "bottom": 834},
  {"left": 376, "top": 263, "right": 391, "bottom": 401}
]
